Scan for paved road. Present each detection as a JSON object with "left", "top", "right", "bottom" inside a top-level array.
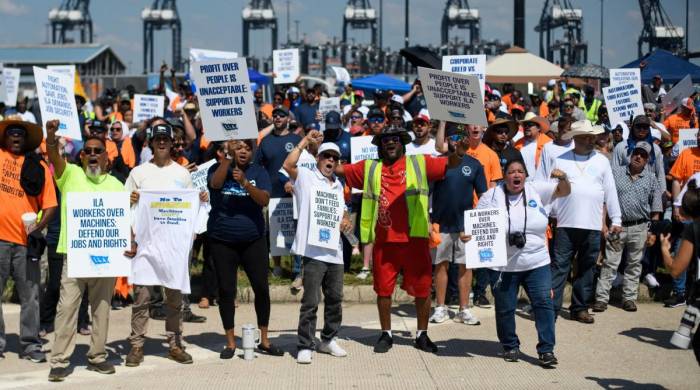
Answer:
[{"left": 0, "top": 302, "right": 698, "bottom": 389}]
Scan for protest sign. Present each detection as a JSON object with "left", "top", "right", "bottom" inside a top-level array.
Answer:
[
  {"left": 609, "top": 68, "right": 641, "bottom": 91},
  {"left": 441, "top": 54, "right": 486, "bottom": 100},
  {"left": 66, "top": 192, "right": 131, "bottom": 278},
  {"left": 677, "top": 129, "right": 698, "bottom": 151},
  {"left": 131, "top": 190, "right": 200, "bottom": 293},
  {"left": 661, "top": 75, "right": 693, "bottom": 115},
  {"left": 189, "top": 48, "right": 238, "bottom": 63},
  {"left": 273, "top": 48, "right": 300, "bottom": 84},
  {"left": 268, "top": 197, "right": 295, "bottom": 256},
  {"left": 307, "top": 187, "right": 343, "bottom": 250},
  {"left": 190, "top": 58, "right": 257, "bottom": 141},
  {"left": 191, "top": 159, "right": 217, "bottom": 193},
  {"left": 319, "top": 97, "right": 341, "bottom": 117},
  {"left": 133, "top": 94, "right": 165, "bottom": 123},
  {"left": 331, "top": 66, "right": 351, "bottom": 84},
  {"left": 463, "top": 208, "right": 507, "bottom": 269},
  {"left": 350, "top": 135, "right": 378, "bottom": 163},
  {"left": 33, "top": 66, "right": 82, "bottom": 139},
  {"left": 602, "top": 82, "right": 644, "bottom": 126},
  {"left": 2, "top": 67, "right": 20, "bottom": 106},
  {"left": 418, "top": 67, "right": 487, "bottom": 126},
  {"left": 47, "top": 64, "right": 76, "bottom": 81}
]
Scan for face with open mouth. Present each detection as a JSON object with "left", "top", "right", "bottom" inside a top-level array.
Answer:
[
  {"left": 317, "top": 152, "right": 340, "bottom": 178},
  {"left": 150, "top": 134, "right": 173, "bottom": 159},
  {"left": 504, "top": 161, "right": 527, "bottom": 194},
  {"left": 524, "top": 123, "right": 540, "bottom": 140},
  {"left": 233, "top": 140, "right": 252, "bottom": 167},
  {"left": 467, "top": 125, "right": 483, "bottom": 142},
  {"left": 380, "top": 135, "right": 403, "bottom": 162},
  {"left": 3, "top": 127, "right": 27, "bottom": 154},
  {"left": 81, "top": 139, "right": 107, "bottom": 178},
  {"left": 573, "top": 134, "right": 596, "bottom": 154}
]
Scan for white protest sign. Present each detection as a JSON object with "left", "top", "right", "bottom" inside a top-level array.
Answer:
[
  {"left": 3, "top": 67, "right": 20, "bottom": 106},
  {"left": 268, "top": 197, "right": 295, "bottom": 256},
  {"left": 191, "top": 159, "right": 217, "bottom": 193},
  {"left": 133, "top": 94, "right": 165, "bottom": 123},
  {"left": 273, "top": 48, "right": 300, "bottom": 85},
  {"left": 331, "top": 66, "right": 351, "bottom": 84},
  {"left": 418, "top": 67, "right": 487, "bottom": 126},
  {"left": 0, "top": 63, "right": 5, "bottom": 105},
  {"left": 677, "top": 129, "right": 698, "bottom": 151},
  {"left": 319, "top": 97, "right": 341, "bottom": 116},
  {"left": 441, "top": 54, "right": 486, "bottom": 100},
  {"left": 46, "top": 64, "right": 76, "bottom": 81},
  {"left": 662, "top": 75, "right": 693, "bottom": 115},
  {"left": 602, "top": 82, "right": 644, "bottom": 126},
  {"left": 463, "top": 208, "right": 507, "bottom": 269},
  {"left": 350, "top": 135, "right": 378, "bottom": 163},
  {"left": 190, "top": 58, "right": 257, "bottom": 141},
  {"left": 189, "top": 48, "right": 238, "bottom": 63},
  {"left": 609, "top": 68, "right": 641, "bottom": 91},
  {"left": 307, "top": 187, "right": 343, "bottom": 250},
  {"left": 33, "top": 66, "right": 82, "bottom": 139},
  {"left": 66, "top": 192, "right": 131, "bottom": 278}
]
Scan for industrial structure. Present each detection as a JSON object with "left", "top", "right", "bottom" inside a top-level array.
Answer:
[
  {"left": 48, "top": 0, "right": 93, "bottom": 44},
  {"left": 341, "top": 0, "right": 378, "bottom": 67},
  {"left": 242, "top": 0, "right": 278, "bottom": 58},
  {"left": 637, "top": 0, "right": 685, "bottom": 58},
  {"left": 534, "top": 0, "right": 588, "bottom": 66},
  {"left": 142, "top": 0, "right": 182, "bottom": 73}
]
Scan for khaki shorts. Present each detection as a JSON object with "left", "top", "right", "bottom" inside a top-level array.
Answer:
[{"left": 432, "top": 232, "right": 466, "bottom": 265}]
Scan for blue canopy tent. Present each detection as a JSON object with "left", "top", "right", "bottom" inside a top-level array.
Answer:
[
  {"left": 620, "top": 50, "right": 700, "bottom": 84},
  {"left": 351, "top": 73, "right": 412, "bottom": 94}
]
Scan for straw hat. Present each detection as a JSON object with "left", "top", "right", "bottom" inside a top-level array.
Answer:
[
  {"left": 561, "top": 120, "right": 604, "bottom": 140},
  {"left": 0, "top": 118, "right": 44, "bottom": 151}
]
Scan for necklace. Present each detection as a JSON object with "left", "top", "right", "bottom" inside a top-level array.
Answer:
[
  {"left": 572, "top": 151, "right": 592, "bottom": 175},
  {"left": 507, "top": 192, "right": 523, "bottom": 207}
]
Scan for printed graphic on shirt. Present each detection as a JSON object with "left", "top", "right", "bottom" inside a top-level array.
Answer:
[
  {"left": 221, "top": 179, "right": 257, "bottom": 196},
  {"left": 285, "top": 142, "right": 294, "bottom": 152},
  {"left": 462, "top": 165, "right": 472, "bottom": 177}
]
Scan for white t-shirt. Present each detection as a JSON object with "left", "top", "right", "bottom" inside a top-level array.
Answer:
[
  {"left": 519, "top": 139, "right": 538, "bottom": 181},
  {"left": 535, "top": 141, "right": 574, "bottom": 181},
  {"left": 279, "top": 150, "right": 317, "bottom": 219},
  {"left": 17, "top": 111, "right": 37, "bottom": 124},
  {"left": 290, "top": 167, "right": 345, "bottom": 264},
  {"left": 675, "top": 172, "right": 700, "bottom": 207},
  {"left": 552, "top": 150, "right": 622, "bottom": 230},
  {"left": 477, "top": 181, "right": 557, "bottom": 272},
  {"left": 125, "top": 161, "right": 193, "bottom": 192},
  {"left": 406, "top": 139, "right": 438, "bottom": 156}
]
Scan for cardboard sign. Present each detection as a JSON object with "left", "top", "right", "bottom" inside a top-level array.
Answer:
[
  {"left": 191, "top": 159, "right": 217, "bottom": 193},
  {"left": 2, "top": 67, "right": 20, "bottom": 106},
  {"left": 463, "top": 208, "right": 507, "bottom": 269},
  {"left": 66, "top": 192, "right": 131, "bottom": 278},
  {"left": 319, "top": 97, "right": 341, "bottom": 117},
  {"left": 418, "top": 67, "right": 487, "bottom": 126},
  {"left": 677, "top": 129, "right": 698, "bottom": 151},
  {"left": 273, "top": 48, "right": 300, "bottom": 84},
  {"left": 441, "top": 54, "right": 486, "bottom": 100},
  {"left": 33, "top": 66, "right": 82, "bottom": 139},
  {"left": 46, "top": 65, "right": 76, "bottom": 81},
  {"left": 189, "top": 48, "right": 238, "bottom": 63},
  {"left": 268, "top": 197, "right": 295, "bottom": 256},
  {"left": 307, "top": 187, "right": 343, "bottom": 250},
  {"left": 602, "top": 82, "right": 644, "bottom": 126},
  {"left": 133, "top": 94, "right": 165, "bottom": 123},
  {"left": 662, "top": 75, "right": 693, "bottom": 115},
  {"left": 190, "top": 58, "right": 257, "bottom": 141},
  {"left": 350, "top": 135, "right": 378, "bottom": 163},
  {"left": 609, "top": 68, "right": 641, "bottom": 92},
  {"left": 332, "top": 66, "right": 351, "bottom": 84}
]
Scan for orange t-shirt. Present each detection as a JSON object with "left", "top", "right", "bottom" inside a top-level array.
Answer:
[
  {"left": 0, "top": 149, "right": 58, "bottom": 246},
  {"left": 107, "top": 138, "right": 136, "bottom": 168},
  {"left": 176, "top": 155, "right": 190, "bottom": 166},
  {"left": 663, "top": 113, "right": 698, "bottom": 144},
  {"left": 514, "top": 133, "right": 553, "bottom": 170},
  {"left": 259, "top": 103, "right": 274, "bottom": 119},
  {"left": 466, "top": 143, "right": 503, "bottom": 184},
  {"left": 539, "top": 101, "right": 549, "bottom": 118},
  {"left": 669, "top": 147, "right": 700, "bottom": 183}
]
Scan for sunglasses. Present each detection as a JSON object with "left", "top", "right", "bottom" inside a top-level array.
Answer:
[
  {"left": 368, "top": 117, "right": 385, "bottom": 124},
  {"left": 634, "top": 124, "right": 650, "bottom": 130},
  {"left": 272, "top": 114, "right": 288, "bottom": 119},
  {"left": 632, "top": 150, "right": 649, "bottom": 158},
  {"left": 493, "top": 128, "right": 510, "bottom": 135},
  {"left": 351, "top": 115, "right": 363, "bottom": 120},
  {"left": 320, "top": 152, "right": 339, "bottom": 161},
  {"left": 173, "top": 142, "right": 185, "bottom": 148},
  {"left": 83, "top": 147, "right": 105, "bottom": 155},
  {"left": 6, "top": 127, "right": 26, "bottom": 137},
  {"left": 563, "top": 104, "right": 574, "bottom": 109},
  {"left": 449, "top": 134, "right": 465, "bottom": 142},
  {"left": 380, "top": 135, "right": 400, "bottom": 145},
  {"left": 111, "top": 127, "right": 122, "bottom": 131}
]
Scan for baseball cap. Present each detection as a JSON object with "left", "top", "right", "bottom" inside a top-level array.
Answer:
[
  {"left": 413, "top": 108, "right": 430, "bottom": 123},
  {"left": 547, "top": 79, "right": 557, "bottom": 87},
  {"left": 633, "top": 141, "right": 652, "bottom": 155},
  {"left": 354, "top": 90, "right": 365, "bottom": 98},
  {"left": 288, "top": 86, "right": 300, "bottom": 94},
  {"left": 167, "top": 117, "right": 184, "bottom": 130},
  {"left": 272, "top": 105, "right": 290, "bottom": 116},
  {"left": 367, "top": 106, "right": 384, "bottom": 118},
  {"left": 88, "top": 120, "right": 107, "bottom": 132},
  {"left": 632, "top": 115, "right": 651, "bottom": 127},
  {"left": 390, "top": 95, "right": 404, "bottom": 105},
  {"left": 491, "top": 89, "right": 502, "bottom": 98},
  {"left": 150, "top": 123, "right": 173, "bottom": 139},
  {"left": 374, "top": 89, "right": 388, "bottom": 99},
  {"left": 324, "top": 111, "right": 342, "bottom": 130},
  {"left": 318, "top": 142, "right": 341, "bottom": 157},
  {"left": 681, "top": 97, "right": 694, "bottom": 110}
]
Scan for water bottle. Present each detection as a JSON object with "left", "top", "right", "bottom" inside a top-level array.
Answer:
[
  {"left": 343, "top": 230, "right": 359, "bottom": 246},
  {"left": 241, "top": 324, "right": 261, "bottom": 361}
]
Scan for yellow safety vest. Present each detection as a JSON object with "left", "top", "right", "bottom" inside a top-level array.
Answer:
[
  {"left": 359, "top": 154, "right": 430, "bottom": 244},
  {"left": 585, "top": 99, "right": 602, "bottom": 123}
]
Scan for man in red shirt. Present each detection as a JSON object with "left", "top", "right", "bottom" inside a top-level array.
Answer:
[{"left": 339, "top": 124, "right": 460, "bottom": 354}]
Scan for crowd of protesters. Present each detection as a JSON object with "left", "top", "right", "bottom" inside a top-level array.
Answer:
[{"left": 1, "top": 60, "right": 700, "bottom": 381}]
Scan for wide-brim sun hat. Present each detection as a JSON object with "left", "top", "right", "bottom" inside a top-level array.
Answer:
[
  {"left": 0, "top": 119, "right": 44, "bottom": 151},
  {"left": 371, "top": 125, "right": 412, "bottom": 146},
  {"left": 561, "top": 119, "right": 604, "bottom": 140}
]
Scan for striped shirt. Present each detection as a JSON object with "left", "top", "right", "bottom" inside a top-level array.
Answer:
[{"left": 612, "top": 165, "right": 663, "bottom": 222}]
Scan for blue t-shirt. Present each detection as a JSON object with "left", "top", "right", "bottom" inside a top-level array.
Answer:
[
  {"left": 325, "top": 129, "right": 352, "bottom": 163},
  {"left": 432, "top": 155, "right": 488, "bottom": 233},
  {"left": 207, "top": 162, "right": 271, "bottom": 243},
  {"left": 255, "top": 132, "right": 302, "bottom": 198},
  {"left": 293, "top": 103, "right": 319, "bottom": 128}
]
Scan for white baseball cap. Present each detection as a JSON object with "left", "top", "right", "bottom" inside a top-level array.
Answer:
[{"left": 317, "top": 142, "right": 341, "bottom": 157}]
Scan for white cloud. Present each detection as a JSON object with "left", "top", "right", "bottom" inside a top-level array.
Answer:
[{"left": 0, "top": 0, "right": 27, "bottom": 16}]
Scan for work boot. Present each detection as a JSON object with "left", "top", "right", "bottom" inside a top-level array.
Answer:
[
  {"left": 125, "top": 346, "right": 144, "bottom": 367},
  {"left": 168, "top": 346, "right": 193, "bottom": 364}
]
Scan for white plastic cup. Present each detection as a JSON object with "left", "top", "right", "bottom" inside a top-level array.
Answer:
[{"left": 21, "top": 212, "right": 38, "bottom": 230}]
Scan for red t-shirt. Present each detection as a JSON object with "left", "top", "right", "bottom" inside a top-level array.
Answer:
[{"left": 344, "top": 155, "right": 447, "bottom": 243}]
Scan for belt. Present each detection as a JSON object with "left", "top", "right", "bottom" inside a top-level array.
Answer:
[{"left": 621, "top": 218, "right": 648, "bottom": 227}]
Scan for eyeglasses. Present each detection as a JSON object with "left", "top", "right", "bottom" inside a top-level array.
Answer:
[
  {"left": 320, "top": 152, "right": 339, "bottom": 161},
  {"left": 351, "top": 115, "right": 363, "bottom": 120},
  {"left": 110, "top": 127, "right": 122, "bottom": 132},
  {"left": 563, "top": 104, "right": 574, "bottom": 109},
  {"left": 272, "top": 114, "right": 288, "bottom": 119},
  {"left": 368, "top": 117, "right": 385, "bottom": 124},
  {"left": 449, "top": 134, "right": 464, "bottom": 142},
  {"left": 380, "top": 135, "right": 400, "bottom": 145},
  {"left": 632, "top": 150, "right": 649, "bottom": 159},
  {"left": 83, "top": 147, "right": 105, "bottom": 155}
]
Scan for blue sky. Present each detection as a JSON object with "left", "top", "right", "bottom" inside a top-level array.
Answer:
[{"left": 0, "top": 0, "right": 697, "bottom": 72}]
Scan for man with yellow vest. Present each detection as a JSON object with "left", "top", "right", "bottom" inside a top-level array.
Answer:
[
  {"left": 582, "top": 85, "right": 602, "bottom": 123},
  {"left": 338, "top": 124, "right": 461, "bottom": 354}
]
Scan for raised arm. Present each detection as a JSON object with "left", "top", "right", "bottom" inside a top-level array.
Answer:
[
  {"left": 45, "top": 120, "right": 66, "bottom": 178},
  {"left": 283, "top": 129, "right": 322, "bottom": 181},
  {"left": 435, "top": 120, "right": 448, "bottom": 154}
]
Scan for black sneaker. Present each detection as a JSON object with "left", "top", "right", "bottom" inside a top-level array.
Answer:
[
  {"left": 20, "top": 349, "right": 47, "bottom": 363},
  {"left": 414, "top": 333, "right": 438, "bottom": 354},
  {"left": 183, "top": 311, "right": 207, "bottom": 323},
  {"left": 373, "top": 332, "right": 393, "bottom": 353},
  {"left": 503, "top": 348, "right": 519, "bottom": 362},
  {"left": 48, "top": 367, "right": 68, "bottom": 382},
  {"left": 664, "top": 295, "right": 686, "bottom": 308},
  {"left": 220, "top": 347, "right": 236, "bottom": 359},
  {"left": 86, "top": 361, "right": 115, "bottom": 375},
  {"left": 538, "top": 352, "right": 558, "bottom": 367},
  {"left": 474, "top": 295, "right": 491, "bottom": 308}
]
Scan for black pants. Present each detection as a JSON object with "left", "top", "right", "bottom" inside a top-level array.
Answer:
[
  {"left": 40, "top": 245, "right": 89, "bottom": 331},
  {"left": 297, "top": 257, "right": 343, "bottom": 350},
  {"left": 199, "top": 234, "right": 219, "bottom": 300},
  {"left": 209, "top": 236, "right": 270, "bottom": 330}
]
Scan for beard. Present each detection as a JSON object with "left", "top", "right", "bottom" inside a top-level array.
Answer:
[{"left": 86, "top": 165, "right": 103, "bottom": 179}]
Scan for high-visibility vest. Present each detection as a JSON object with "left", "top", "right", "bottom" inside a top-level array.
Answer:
[
  {"left": 359, "top": 154, "right": 430, "bottom": 244},
  {"left": 585, "top": 99, "right": 602, "bottom": 123}
]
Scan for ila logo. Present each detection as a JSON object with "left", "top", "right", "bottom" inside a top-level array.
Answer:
[
  {"left": 461, "top": 166, "right": 472, "bottom": 176},
  {"left": 285, "top": 143, "right": 294, "bottom": 152}
]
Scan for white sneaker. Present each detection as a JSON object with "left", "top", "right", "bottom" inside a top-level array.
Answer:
[
  {"left": 318, "top": 339, "right": 347, "bottom": 357},
  {"left": 272, "top": 266, "right": 284, "bottom": 278},
  {"left": 291, "top": 276, "right": 303, "bottom": 291},
  {"left": 454, "top": 308, "right": 480, "bottom": 325},
  {"left": 297, "top": 349, "right": 313, "bottom": 364},
  {"left": 429, "top": 305, "right": 450, "bottom": 323},
  {"left": 356, "top": 268, "right": 370, "bottom": 280},
  {"left": 644, "top": 273, "right": 660, "bottom": 288}
]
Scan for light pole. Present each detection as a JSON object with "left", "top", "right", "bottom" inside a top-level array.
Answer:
[{"left": 600, "top": 0, "right": 604, "bottom": 66}]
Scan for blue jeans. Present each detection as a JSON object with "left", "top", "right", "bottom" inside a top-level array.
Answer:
[
  {"left": 551, "top": 227, "right": 601, "bottom": 315},
  {"left": 473, "top": 268, "right": 489, "bottom": 298},
  {"left": 489, "top": 265, "right": 555, "bottom": 354},
  {"left": 672, "top": 223, "right": 690, "bottom": 296},
  {"left": 292, "top": 255, "right": 303, "bottom": 278}
]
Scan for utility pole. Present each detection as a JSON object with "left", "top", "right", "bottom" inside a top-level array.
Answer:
[
  {"left": 686, "top": 0, "right": 689, "bottom": 55},
  {"left": 295, "top": 20, "right": 299, "bottom": 43},
  {"left": 600, "top": 0, "right": 604, "bottom": 66},
  {"left": 379, "top": 0, "right": 383, "bottom": 50},
  {"left": 404, "top": 0, "right": 409, "bottom": 79},
  {"left": 286, "top": 0, "right": 290, "bottom": 44}
]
